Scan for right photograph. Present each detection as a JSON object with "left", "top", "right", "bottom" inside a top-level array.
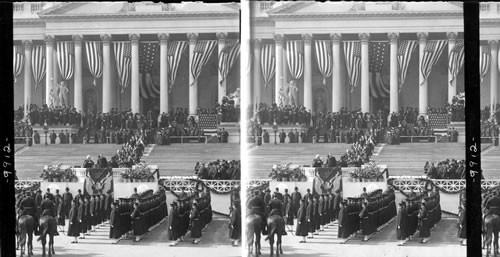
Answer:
[
  {"left": 246, "top": 1, "right": 467, "bottom": 257},
  {"left": 480, "top": 2, "right": 500, "bottom": 257}
]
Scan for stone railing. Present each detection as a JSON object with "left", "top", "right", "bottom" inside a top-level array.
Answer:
[{"left": 160, "top": 177, "right": 241, "bottom": 194}]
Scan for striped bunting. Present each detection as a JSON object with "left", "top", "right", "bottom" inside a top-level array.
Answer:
[
  {"left": 448, "top": 40, "right": 464, "bottom": 85},
  {"left": 314, "top": 40, "right": 332, "bottom": 85},
  {"left": 13, "top": 45, "right": 24, "bottom": 83},
  {"left": 85, "top": 41, "right": 103, "bottom": 86},
  {"left": 167, "top": 41, "right": 187, "bottom": 92},
  {"left": 190, "top": 40, "right": 217, "bottom": 86},
  {"left": 31, "top": 45, "right": 46, "bottom": 92},
  {"left": 480, "top": 45, "right": 491, "bottom": 82},
  {"left": 113, "top": 41, "right": 132, "bottom": 93},
  {"left": 56, "top": 41, "right": 74, "bottom": 81},
  {"left": 260, "top": 44, "right": 275, "bottom": 88},
  {"left": 218, "top": 39, "right": 240, "bottom": 86},
  {"left": 369, "top": 41, "right": 389, "bottom": 98},
  {"left": 285, "top": 40, "right": 304, "bottom": 80},
  {"left": 397, "top": 40, "right": 417, "bottom": 92},
  {"left": 420, "top": 40, "right": 446, "bottom": 86},
  {"left": 139, "top": 42, "right": 160, "bottom": 99},
  {"left": 343, "top": 41, "right": 362, "bottom": 92}
]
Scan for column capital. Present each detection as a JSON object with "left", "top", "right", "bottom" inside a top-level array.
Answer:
[
  {"left": 188, "top": 33, "right": 198, "bottom": 43},
  {"left": 302, "top": 34, "right": 312, "bottom": 44},
  {"left": 217, "top": 32, "right": 227, "bottom": 43},
  {"left": 359, "top": 33, "right": 370, "bottom": 43},
  {"left": 158, "top": 33, "right": 169, "bottom": 43},
  {"left": 72, "top": 35, "right": 83, "bottom": 46},
  {"left": 274, "top": 33, "right": 284, "bottom": 45},
  {"left": 45, "top": 35, "right": 54, "bottom": 46},
  {"left": 253, "top": 39, "right": 261, "bottom": 49},
  {"left": 417, "top": 32, "right": 428, "bottom": 42},
  {"left": 100, "top": 34, "right": 112, "bottom": 45},
  {"left": 330, "top": 33, "right": 342, "bottom": 43},
  {"left": 22, "top": 40, "right": 32, "bottom": 51},
  {"left": 388, "top": 33, "right": 399, "bottom": 43},
  {"left": 129, "top": 34, "right": 140, "bottom": 44},
  {"left": 447, "top": 32, "right": 457, "bottom": 41},
  {"left": 490, "top": 40, "right": 499, "bottom": 49}
]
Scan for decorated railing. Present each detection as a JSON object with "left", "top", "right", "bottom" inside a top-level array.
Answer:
[{"left": 160, "top": 177, "right": 241, "bottom": 194}]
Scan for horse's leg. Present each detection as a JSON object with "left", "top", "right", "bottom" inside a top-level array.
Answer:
[
  {"left": 51, "top": 235, "right": 55, "bottom": 255},
  {"left": 495, "top": 231, "right": 499, "bottom": 256},
  {"left": 42, "top": 237, "right": 46, "bottom": 257},
  {"left": 256, "top": 232, "right": 261, "bottom": 256},
  {"left": 487, "top": 227, "right": 493, "bottom": 257},
  {"left": 279, "top": 234, "right": 283, "bottom": 255},
  {"left": 269, "top": 234, "right": 274, "bottom": 257},
  {"left": 28, "top": 232, "right": 33, "bottom": 256}
]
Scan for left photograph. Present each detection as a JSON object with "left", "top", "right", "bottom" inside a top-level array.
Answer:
[{"left": 13, "top": 2, "right": 241, "bottom": 257}]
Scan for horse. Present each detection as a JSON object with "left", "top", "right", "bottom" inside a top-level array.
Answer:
[
  {"left": 17, "top": 215, "right": 35, "bottom": 257},
  {"left": 246, "top": 214, "right": 262, "bottom": 257},
  {"left": 265, "top": 215, "right": 285, "bottom": 257},
  {"left": 485, "top": 214, "right": 500, "bottom": 257},
  {"left": 38, "top": 215, "right": 57, "bottom": 257}
]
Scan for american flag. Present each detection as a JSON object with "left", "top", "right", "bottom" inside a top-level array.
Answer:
[
  {"left": 480, "top": 45, "right": 491, "bottom": 82},
  {"left": 113, "top": 41, "right": 132, "bottom": 92},
  {"left": 198, "top": 113, "right": 218, "bottom": 133},
  {"left": 260, "top": 44, "right": 275, "bottom": 88},
  {"left": 369, "top": 42, "right": 389, "bottom": 98},
  {"left": 218, "top": 40, "right": 240, "bottom": 86},
  {"left": 190, "top": 40, "right": 217, "bottom": 86},
  {"left": 56, "top": 41, "right": 74, "bottom": 81},
  {"left": 167, "top": 41, "right": 187, "bottom": 91},
  {"left": 85, "top": 41, "right": 103, "bottom": 86},
  {"left": 314, "top": 40, "right": 332, "bottom": 85},
  {"left": 13, "top": 45, "right": 24, "bottom": 83},
  {"left": 286, "top": 40, "right": 304, "bottom": 80},
  {"left": 448, "top": 40, "right": 464, "bottom": 85},
  {"left": 343, "top": 41, "right": 361, "bottom": 92},
  {"left": 139, "top": 42, "right": 160, "bottom": 99},
  {"left": 397, "top": 40, "right": 417, "bottom": 92},
  {"left": 420, "top": 40, "right": 446, "bottom": 86},
  {"left": 31, "top": 45, "right": 46, "bottom": 92}
]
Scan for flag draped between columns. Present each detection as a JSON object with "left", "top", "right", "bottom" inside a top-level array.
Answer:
[
  {"left": 420, "top": 40, "right": 446, "bottom": 86},
  {"left": 314, "top": 40, "right": 332, "bottom": 85},
  {"left": 218, "top": 39, "right": 240, "bottom": 86},
  {"left": 285, "top": 40, "right": 304, "bottom": 80},
  {"left": 190, "top": 40, "right": 217, "bottom": 86},
  {"left": 480, "top": 45, "right": 491, "bottom": 83},
  {"left": 369, "top": 41, "right": 389, "bottom": 99},
  {"left": 113, "top": 41, "right": 132, "bottom": 93},
  {"left": 167, "top": 41, "right": 187, "bottom": 93},
  {"left": 139, "top": 42, "right": 160, "bottom": 99},
  {"left": 85, "top": 41, "right": 103, "bottom": 86},
  {"left": 397, "top": 40, "right": 417, "bottom": 92},
  {"left": 56, "top": 41, "right": 75, "bottom": 81},
  {"left": 31, "top": 45, "right": 46, "bottom": 92},
  {"left": 343, "top": 41, "right": 362, "bottom": 92},
  {"left": 260, "top": 44, "right": 275, "bottom": 88},
  {"left": 448, "top": 40, "right": 464, "bottom": 85},
  {"left": 14, "top": 45, "right": 24, "bottom": 83}
]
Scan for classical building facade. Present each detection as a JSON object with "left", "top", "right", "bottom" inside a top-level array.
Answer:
[
  {"left": 250, "top": 2, "right": 466, "bottom": 116},
  {"left": 480, "top": 2, "right": 500, "bottom": 114},
  {"left": 13, "top": 2, "right": 240, "bottom": 115}
]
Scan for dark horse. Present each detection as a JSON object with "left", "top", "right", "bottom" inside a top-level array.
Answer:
[
  {"left": 17, "top": 215, "right": 34, "bottom": 257},
  {"left": 265, "top": 215, "right": 285, "bottom": 257},
  {"left": 38, "top": 215, "right": 57, "bottom": 257},
  {"left": 246, "top": 214, "right": 262, "bottom": 257},
  {"left": 485, "top": 214, "right": 500, "bottom": 257}
]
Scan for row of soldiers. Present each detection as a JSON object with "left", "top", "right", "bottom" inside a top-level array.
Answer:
[
  {"left": 124, "top": 189, "right": 168, "bottom": 241},
  {"left": 358, "top": 189, "right": 397, "bottom": 240}
]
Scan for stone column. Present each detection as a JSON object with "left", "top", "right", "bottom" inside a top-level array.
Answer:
[
  {"left": 274, "top": 34, "right": 283, "bottom": 105},
  {"left": 331, "top": 34, "right": 342, "bottom": 112},
  {"left": 303, "top": 34, "right": 313, "bottom": 112},
  {"left": 45, "top": 35, "right": 54, "bottom": 107},
  {"left": 73, "top": 35, "right": 83, "bottom": 113},
  {"left": 418, "top": 32, "right": 428, "bottom": 116},
  {"left": 360, "top": 33, "right": 370, "bottom": 113},
  {"left": 447, "top": 32, "right": 457, "bottom": 104},
  {"left": 130, "top": 34, "right": 140, "bottom": 114},
  {"left": 491, "top": 40, "right": 499, "bottom": 117},
  {"left": 188, "top": 33, "right": 198, "bottom": 115},
  {"left": 159, "top": 33, "right": 169, "bottom": 114},
  {"left": 217, "top": 33, "right": 227, "bottom": 103},
  {"left": 101, "top": 34, "right": 112, "bottom": 113},
  {"left": 23, "top": 40, "right": 32, "bottom": 117},
  {"left": 389, "top": 33, "right": 399, "bottom": 114},
  {"left": 253, "top": 39, "right": 262, "bottom": 106}
]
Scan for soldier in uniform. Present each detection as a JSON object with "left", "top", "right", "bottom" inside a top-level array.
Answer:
[
  {"left": 338, "top": 200, "right": 347, "bottom": 238},
  {"left": 263, "top": 189, "right": 272, "bottom": 216},
  {"left": 295, "top": 199, "right": 308, "bottom": 243},
  {"left": 306, "top": 197, "right": 314, "bottom": 239},
  {"left": 359, "top": 200, "right": 369, "bottom": 241},
  {"left": 190, "top": 202, "right": 202, "bottom": 244},
  {"left": 67, "top": 199, "right": 80, "bottom": 243},
  {"left": 229, "top": 200, "right": 241, "bottom": 246},
  {"left": 50, "top": 130, "right": 57, "bottom": 144},
  {"left": 418, "top": 201, "right": 430, "bottom": 243},
  {"left": 78, "top": 197, "right": 86, "bottom": 239},
  {"left": 109, "top": 202, "right": 120, "bottom": 241},
  {"left": 279, "top": 129, "right": 286, "bottom": 143},
  {"left": 247, "top": 190, "right": 267, "bottom": 234},
  {"left": 273, "top": 187, "right": 283, "bottom": 202},
  {"left": 168, "top": 202, "right": 181, "bottom": 246},
  {"left": 291, "top": 187, "right": 302, "bottom": 217}
]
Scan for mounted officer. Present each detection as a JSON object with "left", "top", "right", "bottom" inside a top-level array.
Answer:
[{"left": 247, "top": 190, "right": 267, "bottom": 234}]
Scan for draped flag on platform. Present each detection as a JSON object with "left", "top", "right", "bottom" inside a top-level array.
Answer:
[
  {"left": 83, "top": 168, "right": 113, "bottom": 197},
  {"left": 312, "top": 167, "right": 342, "bottom": 195},
  {"left": 139, "top": 42, "right": 160, "bottom": 99},
  {"left": 397, "top": 40, "right": 417, "bottom": 92},
  {"left": 260, "top": 44, "right": 276, "bottom": 88},
  {"left": 113, "top": 41, "right": 132, "bottom": 93},
  {"left": 369, "top": 41, "right": 389, "bottom": 98},
  {"left": 218, "top": 40, "right": 240, "bottom": 86},
  {"left": 167, "top": 41, "right": 187, "bottom": 92},
  {"left": 85, "top": 41, "right": 103, "bottom": 86},
  {"left": 190, "top": 40, "right": 217, "bottom": 86},
  {"left": 448, "top": 40, "right": 464, "bottom": 85},
  {"left": 420, "top": 40, "right": 446, "bottom": 86},
  {"left": 480, "top": 45, "right": 491, "bottom": 83},
  {"left": 314, "top": 40, "right": 333, "bottom": 85},
  {"left": 286, "top": 40, "right": 304, "bottom": 80},
  {"left": 56, "top": 41, "right": 74, "bottom": 81},
  {"left": 14, "top": 45, "right": 24, "bottom": 83},
  {"left": 31, "top": 45, "right": 46, "bottom": 92},
  {"left": 343, "top": 41, "right": 361, "bottom": 92}
]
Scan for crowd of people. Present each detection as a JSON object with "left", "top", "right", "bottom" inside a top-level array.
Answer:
[
  {"left": 194, "top": 160, "right": 241, "bottom": 180},
  {"left": 424, "top": 159, "right": 465, "bottom": 179},
  {"left": 254, "top": 103, "right": 312, "bottom": 125},
  {"left": 15, "top": 104, "right": 82, "bottom": 126}
]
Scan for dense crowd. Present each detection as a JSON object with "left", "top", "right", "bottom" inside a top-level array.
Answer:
[
  {"left": 254, "top": 103, "right": 312, "bottom": 125},
  {"left": 15, "top": 104, "right": 82, "bottom": 126},
  {"left": 424, "top": 159, "right": 465, "bottom": 179},
  {"left": 481, "top": 120, "right": 500, "bottom": 138},
  {"left": 194, "top": 160, "right": 241, "bottom": 180},
  {"left": 215, "top": 95, "right": 240, "bottom": 122},
  {"left": 482, "top": 104, "right": 500, "bottom": 123}
]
